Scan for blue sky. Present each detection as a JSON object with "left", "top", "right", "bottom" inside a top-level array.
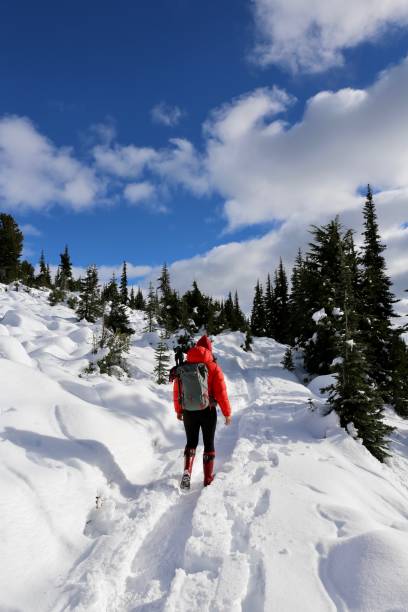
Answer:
[{"left": 1, "top": 0, "right": 408, "bottom": 305}]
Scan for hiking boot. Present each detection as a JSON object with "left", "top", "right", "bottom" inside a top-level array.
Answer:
[
  {"left": 203, "top": 451, "right": 215, "bottom": 486},
  {"left": 180, "top": 447, "right": 196, "bottom": 489}
]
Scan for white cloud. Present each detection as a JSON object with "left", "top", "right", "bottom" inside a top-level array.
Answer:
[
  {"left": 0, "top": 116, "right": 103, "bottom": 211},
  {"left": 204, "top": 60, "right": 408, "bottom": 232},
  {"left": 152, "top": 138, "right": 210, "bottom": 196},
  {"left": 93, "top": 143, "right": 157, "bottom": 178},
  {"left": 151, "top": 102, "right": 185, "bottom": 127},
  {"left": 93, "top": 137, "right": 210, "bottom": 198},
  {"left": 124, "top": 181, "right": 156, "bottom": 204},
  {"left": 251, "top": 0, "right": 408, "bottom": 73},
  {"left": 20, "top": 223, "right": 41, "bottom": 237}
]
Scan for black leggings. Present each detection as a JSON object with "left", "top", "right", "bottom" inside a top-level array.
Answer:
[{"left": 183, "top": 407, "right": 217, "bottom": 453}]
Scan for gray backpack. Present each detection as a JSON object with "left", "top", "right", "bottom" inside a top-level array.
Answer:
[{"left": 176, "top": 362, "right": 210, "bottom": 411}]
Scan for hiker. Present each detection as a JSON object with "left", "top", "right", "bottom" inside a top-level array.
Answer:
[{"left": 172, "top": 335, "right": 232, "bottom": 489}]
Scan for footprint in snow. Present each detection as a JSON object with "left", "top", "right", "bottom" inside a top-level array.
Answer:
[{"left": 254, "top": 490, "right": 271, "bottom": 517}]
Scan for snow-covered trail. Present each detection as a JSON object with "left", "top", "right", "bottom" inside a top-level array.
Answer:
[{"left": 2, "top": 285, "right": 408, "bottom": 612}]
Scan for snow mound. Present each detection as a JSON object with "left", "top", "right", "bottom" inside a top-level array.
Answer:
[
  {"left": 1, "top": 308, "right": 48, "bottom": 333},
  {"left": 0, "top": 336, "right": 34, "bottom": 366},
  {"left": 324, "top": 529, "right": 408, "bottom": 611},
  {"left": 308, "top": 374, "right": 335, "bottom": 397}
]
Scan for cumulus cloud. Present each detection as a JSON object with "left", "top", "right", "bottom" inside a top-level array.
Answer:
[
  {"left": 93, "top": 143, "right": 157, "bottom": 178},
  {"left": 93, "top": 137, "right": 209, "bottom": 198},
  {"left": 0, "top": 116, "right": 103, "bottom": 211},
  {"left": 20, "top": 223, "right": 41, "bottom": 237},
  {"left": 251, "top": 0, "right": 408, "bottom": 73},
  {"left": 151, "top": 102, "right": 185, "bottom": 127},
  {"left": 124, "top": 181, "right": 156, "bottom": 204},
  {"left": 204, "top": 60, "right": 408, "bottom": 231}
]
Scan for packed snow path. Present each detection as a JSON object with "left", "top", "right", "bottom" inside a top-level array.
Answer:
[{"left": 1, "top": 286, "right": 408, "bottom": 612}]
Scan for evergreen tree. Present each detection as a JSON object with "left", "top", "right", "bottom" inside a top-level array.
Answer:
[
  {"left": 251, "top": 281, "right": 266, "bottom": 337},
  {"left": 76, "top": 265, "right": 103, "bottom": 323},
  {"left": 233, "top": 291, "right": 247, "bottom": 331},
  {"left": 105, "top": 293, "right": 134, "bottom": 335},
  {"left": 57, "top": 245, "right": 74, "bottom": 291},
  {"left": 303, "top": 218, "right": 346, "bottom": 374},
  {"left": 325, "top": 241, "right": 393, "bottom": 462},
  {"left": 134, "top": 287, "right": 146, "bottom": 310},
  {"left": 128, "top": 287, "right": 136, "bottom": 309},
  {"left": 144, "top": 282, "right": 158, "bottom": 332},
  {"left": 97, "top": 332, "right": 131, "bottom": 377},
  {"left": 157, "top": 263, "right": 176, "bottom": 332},
  {"left": 389, "top": 332, "right": 408, "bottom": 418},
  {"left": 264, "top": 274, "right": 276, "bottom": 338},
  {"left": 120, "top": 261, "right": 128, "bottom": 305},
  {"left": 154, "top": 333, "right": 171, "bottom": 384},
  {"left": 0, "top": 213, "right": 23, "bottom": 283},
  {"left": 223, "top": 292, "right": 235, "bottom": 330},
  {"left": 46, "top": 264, "right": 52, "bottom": 287},
  {"left": 183, "top": 281, "right": 210, "bottom": 331},
  {"left": 273, "top": 259, "right": 290, "bottom": 343},
  {"left": 288, "top": 249, "right": 310, "bottom": 345},
  {"left": 282, "top": 347, "right": 295, "bottom": 371},
  {"left": 48, "top": 287, "right": 66, "bottom": 306},
  {"left": 360, "top": 185, "right": 396, "bottom": 397},
  {"left": 101, "top": 274, "right": 120, "bottom": 304},
  {"left": 19, "top": 260, "right": 35, "bottom": 286},
  {"left": 36, "top": 250, "right": 52, "bottom": 288}
]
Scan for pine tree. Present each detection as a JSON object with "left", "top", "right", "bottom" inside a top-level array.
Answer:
[
  {"left": 134, "top": 287, "right": 146, "bottom": 310},
  {"left": 183, "top": 281, "right": 210, "bottom": 331},
  {"left": 48, "top": 287, "right": 66, "bottom": 306},
  {"left": 273, "top": 259, "right": 290, "bottom": 343},
  {"left": 360, "top": 185, "right": 396, "bottom": 398},
  {"left": 325, "top": 241, "right": 393, "bottom": 462},
  {"left": 157, "top": 263, "right": 175, "bottom": 332},
  {"left": 105, "top": 296, "right": 134, "bottom": 335},
  {"left": 19, "top": 260, "right": 35, "bottom": 286},
  {"left": 120, "top": 261, "right": 128, "bottom": 305},
  {"left": 144, "top": 282, "right": 158, "bottom": 332},
  {"left": 251, "top": 281, "right": 266, "bottom": 337},
  {"left": 223, "top": 292, "right": 235, "bottom": 330},
  {"left": 282, "top": 347, "right": 295, "bottom": 371},
  {"left": 303, "top": 218, "right": 346, "bottom": 374},
  {"left": 101, "top": 274, "right": 120, "bottom": 304},
  {"left": 233, "top": 291, "right": 247, "bottom": 331},
  {"left": 128, "top": 287, "right": 136, "bottom": 309},
  {"left": 57, "top": 245, "right": 74, "bottom": 291},
  {"left": 0, "top": 213, "right": 23, "bottom": 283},
  {"left": 97, "top": 332, "right": 131, "bottom": 377},
  {"left": 389, "top": 332, "right": 408, "bottom": 418},
  {"left": 264, "top": 274, "right": 276, "bottom": 338},
  {"left": 36, "top": 250, "right": 52, "bottom": 288},
  {"left": 154, "top": 332, "right": 171, "bottom": 384},
  {"left": 288, "top": 249, "right": 311, "bottom": 345},
  {"left": 76, "top": 265, "right": 103, "bottom": 323}
]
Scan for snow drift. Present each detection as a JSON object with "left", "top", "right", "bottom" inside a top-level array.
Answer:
[{"left": 1, "top": 283, "right": 408, "bottom": 612}]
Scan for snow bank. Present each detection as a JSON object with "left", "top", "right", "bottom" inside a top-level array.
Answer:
[{"left": 1, "top": 284, "right": 408, "bottom": 612}]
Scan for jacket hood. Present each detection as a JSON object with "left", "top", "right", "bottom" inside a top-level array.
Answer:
[
  {"left": 187, "top": 335, "right": 213, "bottom": 365},
  {"left": 196, "top": 335, "right": 212, "bottom": 352}
]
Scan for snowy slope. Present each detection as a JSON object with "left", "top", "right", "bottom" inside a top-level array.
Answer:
[{"left": 1, "top": 284, "right": 408, "bottom": 612}]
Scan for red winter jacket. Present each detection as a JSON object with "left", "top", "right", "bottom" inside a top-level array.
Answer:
[{"left": 173, "top": 335, "right": 232, "bottom": 417}]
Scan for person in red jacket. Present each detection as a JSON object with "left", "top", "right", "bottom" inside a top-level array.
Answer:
[{"left": 173, "top": 335, "right": 232, "bottom": 487}]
